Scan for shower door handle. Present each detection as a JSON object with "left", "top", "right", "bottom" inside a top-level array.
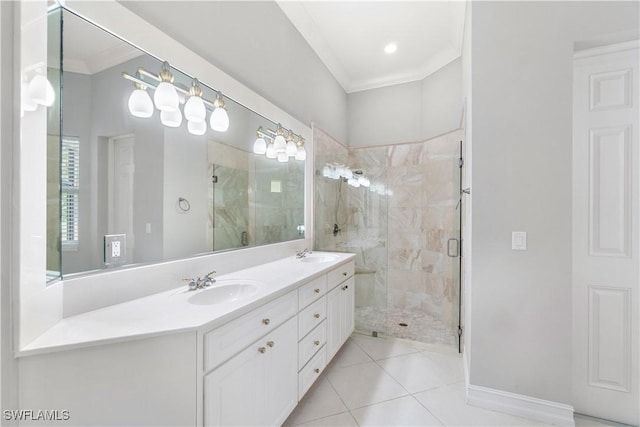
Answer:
[{"left": 447, "top": 238, "right": 459, "bottom": 258}]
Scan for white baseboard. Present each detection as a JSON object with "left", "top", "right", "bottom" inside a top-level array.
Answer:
[{"left": 466, "top": 383, "right": 575, "bottom": 426}]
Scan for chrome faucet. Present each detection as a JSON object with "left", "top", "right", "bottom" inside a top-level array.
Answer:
[
  {"left": 184, "top": 270, "right": 217, "bottom": 291},
  {"left": 296, "top": 248, "right": 312, "bottom": 259}
]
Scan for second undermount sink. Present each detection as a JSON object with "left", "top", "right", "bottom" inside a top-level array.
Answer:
[
  {"left": 299, "top": 254, "right": 339, "bottom": 263},
  {"left": 188, "top": 279, "right": 263, "bottom": 306}
]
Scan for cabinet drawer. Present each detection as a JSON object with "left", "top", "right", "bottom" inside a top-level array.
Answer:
[
  {"left": 298, "top": 320, "right": 326, "bottom": 370},
  {"left": 327, "top": 260, "right": 355, "bottom": 289},
  {"left": 298, "top": 345, "right": 327, "bottom": 400},
  {"left": 298, "top": 296, "right": 326, "bottom": 340},
  {"left": 204, "top": 290, "right": 297, "bottom": 373},
  {"left": 298, "top": 275, "right": 327, "bottom": 309}
]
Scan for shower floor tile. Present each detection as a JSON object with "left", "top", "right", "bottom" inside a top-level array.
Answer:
[{"left": 355, "top": 306, "right": 458, "bottom": 348}]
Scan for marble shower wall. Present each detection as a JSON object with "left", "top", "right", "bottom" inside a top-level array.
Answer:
[
  {"left": 314, "top": 125, "right": 462, "bottom": 342},
  {"left": 313, "top": 126, "right": 349, "bottom": 252}
]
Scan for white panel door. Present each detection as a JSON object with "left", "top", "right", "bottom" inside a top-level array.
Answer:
[{"left": 573, "top": 43, "right": 639, "bottom": 425}]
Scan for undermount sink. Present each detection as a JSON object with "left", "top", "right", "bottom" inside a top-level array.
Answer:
[
  {"left": 187, "top": 279, "right": 263, "bottom": 306},
  {"left": 299, "top": 254, "right": 339, "bottom": 263}
]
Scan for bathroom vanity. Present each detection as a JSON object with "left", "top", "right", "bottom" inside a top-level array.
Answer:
[{"left": 17, "top": 252, "right": 355, "bottom": 426}]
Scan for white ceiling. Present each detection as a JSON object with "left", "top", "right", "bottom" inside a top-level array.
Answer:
[{"left": 277, "top": 1, "right": 466, "bottom": 93}]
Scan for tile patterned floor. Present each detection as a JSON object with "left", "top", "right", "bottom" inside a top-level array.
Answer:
[
  {"left": 284, "top": 334, "right": 618, "bottom": 427},
  {"left": 355, "top": 307, "right": 458, "bottom": 347}
]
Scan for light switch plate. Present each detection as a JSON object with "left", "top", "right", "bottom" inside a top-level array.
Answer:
[
  {"left": 512, "top": 231, "right": 527, "bottom": 250},
  {"left": 104, "top": 234, "right": 126, "bottom": 266}
]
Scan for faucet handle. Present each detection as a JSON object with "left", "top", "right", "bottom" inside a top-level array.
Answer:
[{"left": 182, "top": 277, "right": 198, "bottom": 290}]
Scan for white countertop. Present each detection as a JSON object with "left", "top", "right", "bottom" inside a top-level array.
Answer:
[{"left": 20, "top": 252, "right": 355, "bottom": 357}]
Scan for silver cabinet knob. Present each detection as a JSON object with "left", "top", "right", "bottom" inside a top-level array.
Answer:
[
  {"left": 342, "top": 272, "right": 347, "bottom": 276},
  {"left": 314, "top": 368, "right": 320, "bottom": 374},
  {"left": 314, "top": 313, "right": 320, "bottom": 319},
  {"left": 258, "top": 347, "right": 266, "bottom": 354},
  {"left": 267, "top": 341, "right": 275, "bottom": 348},
  {"left": 314, "top": 288, "right": 320, "bottom": 293},
  {"left": 262, "top": 318, "right": 270, "bottom": 325},
  {"left": 314, "top": 340, "right": 320, "bottom": 346}
]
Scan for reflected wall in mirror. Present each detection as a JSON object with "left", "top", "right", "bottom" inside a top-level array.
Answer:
[{"left": 46, "top": 8, "right": 306, "bottom": 279}]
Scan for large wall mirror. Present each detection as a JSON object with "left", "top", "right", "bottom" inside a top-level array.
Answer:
[{"left": 46, "top": 7, "right": 306, "bottom": 280}]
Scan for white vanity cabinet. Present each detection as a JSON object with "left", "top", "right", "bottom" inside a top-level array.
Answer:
[
  {"left": 326, "top": 261, "right": 355, "bottom": 360},
  {"left": 204, "top": 316, "right": 298, "bottom": 427},
  {"left": 203, "top": 290, "right": 298, "bottom": 427}
]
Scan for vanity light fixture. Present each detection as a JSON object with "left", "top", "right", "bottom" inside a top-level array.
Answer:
[
  {"left": 127, "top": 75, "right": 154, "bottom": 118},
  {"left": 123, "top": 63, "right": 231, "bottom": 134},
  {"left": 210, "top": 92, "right": 230, "bottom": 132},
  {"left": 253, "top": 125, "right": 306, "bottom": 162},
  {"left": 184, "top": 79, "right": 206, "bottom": 123},
  {"left": 153, "top": 61, "right": 179, "bottom": 112},
  {"left": 28, "top": 73, "right": 56, "bottom": 107}
]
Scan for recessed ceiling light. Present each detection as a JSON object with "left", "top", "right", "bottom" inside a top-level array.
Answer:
[{"left": 384, "top": 43, "right": 397, "bottom": 54}]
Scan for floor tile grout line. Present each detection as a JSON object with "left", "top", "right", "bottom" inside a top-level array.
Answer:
[
  {"left": 324, "top": 369, "right": 361, "bottom": 426},
  {"left": 410, "top": 391, "right": 448, "bottom": 426}
]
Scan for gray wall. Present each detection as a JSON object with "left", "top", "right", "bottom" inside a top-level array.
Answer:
[
  {"left": 470, "top": 0, "right": 639, "bottom": 404},
  {"left": 348, "top": 59, "right": 462, "bottom": 147},
  {"left": 119, "top": 0, "right": 349, "bottom": 144}
]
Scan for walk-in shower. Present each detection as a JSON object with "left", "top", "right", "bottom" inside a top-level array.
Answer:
[{"left": 314, "top": 127, "right": 464, "bottom": 351}]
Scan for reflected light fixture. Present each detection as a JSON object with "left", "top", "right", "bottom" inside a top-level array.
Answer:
[
  {"left": 187, "top": 119, "right": 207, "bottom": 136},
  {"left": 277, "top": 152, "right": 289, "bottom": 163},
  {"left": 123, "top": 63, "right": 232, "bottom": 135},
  {"left": 184, "top": 78, "right": 206, "bottom": 123},
  {"left": 153, "top": 61, "right": 179, "bottom": 112},
  {"left": 253, "top": 127, "right": 267, "bottom": 154},
  {"left": 384, "top": 42, "right": 397, "bottom": 54},
  {"left": 253, "top": 125, "right": 305, "bottom": 162},
  {"left": 210, "top": 92, "right": 230, "bottom": 132},
  {"left": 273, "top": 124, "right": 287, "bottom": 153},
  {"left": 323, "top": 164, "right": 371, "bottom": 189},
  {"left": 28, "top": 73, "right": 55, "bottom": 107},
  {"left": 127, "top": 76, "right": 153, "bottom": 119},
  {"left": 266, "top": 143, "right": 277, "bottom": 159},
  {"left": 285, "top": 133, "right": 298, "bottom": 157},
  {"left": 21, "top": 81, "right": 38, "bottom": 113},
  {"left": 160, "top": 109, "right": 183, "bottom": 127},
  {"left": 294, "top": 138, "right": 307, "bottom": 161}
]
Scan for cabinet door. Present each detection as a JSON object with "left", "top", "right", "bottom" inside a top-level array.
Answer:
[
  {"left": 326, "top": 285, "right": 342, "bottom": 360},
  {"left": 341, "top": 278, "right": 355, "bottom": 339},
  {"left": 204, "top": 340, "right": 267, "bottom": 426},
  {"left": 266, "top": 317, "right": 298, "bottom": 426}
]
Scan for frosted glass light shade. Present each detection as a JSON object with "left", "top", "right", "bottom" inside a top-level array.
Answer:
[
  {"left": 277, "top": 152, "right": 289, "bottom": 163},
  {"left": 266, "top": 144, "right": 277, "bottom": 159},
  {"left": 295, "top": 146, "right": 306, "bottom": 161},
  {"left": 285, "top": 140, "right": 297, "bottom": 156},
  {"left": 347, "top": 177, "right": 360, "bottom": 187},
  {"left": 153, "top": 81, "right": 179, "bottom": 112},
  {"left": 273, "top": 135, "right": 286, "bottom": 153},
  {"left": 187, "top": 120, "right": 206, "bottom": 135},
  {"left": 253, "top": 137, "right": 267, "bottom": 154},
  {"left": 128, "top": 89, "right": 153, "bottom": 118},
  {"left": 160, "top": 109, "right": 182, "bottom": 127},
  {"left": 22, "top": 82, "right": 37, "bottom": 112},
  {"left": 28, "top": 74, "right": 55, "bottom": 107},
  {"left": 184, "top": 96, "right": 206, "bottom": 122},
  {"left": 210, "top": 107, "right": 229, "bottom": 132}
]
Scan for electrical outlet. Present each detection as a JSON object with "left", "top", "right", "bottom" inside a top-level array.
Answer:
[
  {"left": 104, "top": 234, "right": 126, "bottom": 266},
  {"left": 112, "top": 241, "right": 121, "bottom": 257}
]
